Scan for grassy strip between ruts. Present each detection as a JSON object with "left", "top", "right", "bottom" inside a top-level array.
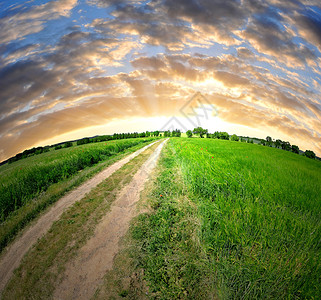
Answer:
[
  {"left": 2, "top": 140, "right": 163, "bottom": 300},
  {"left": 0, "top": 138, "right": 158, "bottom": 254}
]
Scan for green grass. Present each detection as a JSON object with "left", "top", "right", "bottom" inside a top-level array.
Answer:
[
  {"left": 131, "top": 137, "right": 321, "bottom": 299},
  {"left": 2, "top": 141, "right": 163, "bottom": 299},
  {"left": 0, "top": 137, "right": 158, "bottom": 253}
]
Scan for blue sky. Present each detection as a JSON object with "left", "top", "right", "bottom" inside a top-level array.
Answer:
[{"left": 0, "top": 0, "right": 321, "bottom": 161}]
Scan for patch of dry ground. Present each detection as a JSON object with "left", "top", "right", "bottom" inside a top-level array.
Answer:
[{"left": 53, "top": 139, "right": 167, "bottom": 300}]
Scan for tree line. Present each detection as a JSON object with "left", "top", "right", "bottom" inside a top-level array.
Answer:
[
  {"left": 186, "top": 127, "right": 316, "bottom": 159},
  {"left": 6, "top": 131, "right": 162, "bottom": 164},
  {"left": 5, "top": 127, "right": 317, "bottom": 164}
]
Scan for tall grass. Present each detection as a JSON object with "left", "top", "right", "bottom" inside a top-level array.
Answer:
[
  {"left": 133, "top": 138, "right": 321, "bottom": 299},
  {"left": 0, "top": 138, "right": 154, "bottom": 223}
]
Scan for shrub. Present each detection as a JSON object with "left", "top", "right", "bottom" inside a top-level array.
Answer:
[
  {"left": 186, "top": 130, "right": 193, "bottom": 138},
  {"left": 231, "top": 134, "right": 239, "bottom": 141},
  {"left": 64, "top": 142, "right": 73, "bottom": 148},
  {"left": 305, "top": 150, "right": 316, "bottom": 159}
]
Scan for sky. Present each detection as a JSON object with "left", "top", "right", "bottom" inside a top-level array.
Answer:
[{"left": 0, "top": 0, "right": 321, "bottom": 162}]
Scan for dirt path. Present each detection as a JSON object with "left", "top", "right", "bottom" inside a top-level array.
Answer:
[
  {"left": 0, "top": 141, "right": 158, "bottom": 294},
  {"left": 53, "top": 139, "right": 167, "bottom": 300}
]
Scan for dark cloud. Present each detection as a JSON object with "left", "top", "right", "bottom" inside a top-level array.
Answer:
[
  {"left": 237, "top": 47, "right": 255, "bottom": 60},
  {"left": 163, "top": 0, "right": 245, "bottom": 27},
  {"left": 294, "top": 11, "right": 321, "bottom": 52},
  {"left": 0, "top": 0, "right": 321, "bottom": 161},
  {"left": 241, "top": 15, "right": 317, "bottom": 66},
  {"left": 131, "top": 56, "right": 167, "bottom": 69}
]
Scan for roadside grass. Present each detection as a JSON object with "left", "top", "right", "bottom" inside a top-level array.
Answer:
[
  {"left": 129, "top": 137, "right": 321, "bottom": 299},
  {"left": 2, "top": 140, "right": 163, "bottom": 299},
  {"left": 0, "top": 138, "right": 156, "bottom": 222},
  {"left": 0, "top": 138, "right": 157, "bottom": 254}
]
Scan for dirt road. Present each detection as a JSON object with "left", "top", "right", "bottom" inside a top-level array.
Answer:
[
  {"left": 0, "top": 141, "right": 158, "bottom": 294},
  {"left": 53, "top": 139, "right": 167, "bottom": 299}
]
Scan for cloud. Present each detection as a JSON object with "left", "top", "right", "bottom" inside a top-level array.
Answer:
[
  {"left": 213, "top": 71, "right": 251, "bottom": 87},
  {"left": 90, "top": 0, "right": 250, "bottom": 49},
  {"left": 0, "top": 0, "right": 78, "bottom": 45},
  {"left": 1, "top": 0, "right": 321, "bottom": 161},
  {"left": 237, "top": 47, "right": 255, "bottom": 60},
  {"left": 162, "top": 0, "right": 247, "bottom": 41},
  {"left": 240, "top": 15, "right": 317, "bottom": 66},
  {"left": 293, "top": 11, "right": 321, "bottom": 53},
  {"left": 1, "top": 44, "right": 42, "bottom": 66}
]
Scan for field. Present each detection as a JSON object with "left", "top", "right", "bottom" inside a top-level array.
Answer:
[
  {"left": 1, "top": 135, "right": 320, "bottom": 299},
  {"left": 130, "top": 137, "right": 321, "bottom": 299},
  {"left": 0, "top": 137, "right": 156, "bottom": 252}
]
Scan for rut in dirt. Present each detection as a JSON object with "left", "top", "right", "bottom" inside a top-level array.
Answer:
[
  {"left": 53, "top": 139, "right": 168, "bottom": 300},
  {"left": 0, "top": 141, "right": 158, "bottom": 294}
]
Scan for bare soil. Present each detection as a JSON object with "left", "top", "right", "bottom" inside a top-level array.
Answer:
[
  {"left": 53, "top": 139, "right": 167, "bottom": 300},
  {"left": 0, "top": 141, "right": 157, "bottom": 294}
]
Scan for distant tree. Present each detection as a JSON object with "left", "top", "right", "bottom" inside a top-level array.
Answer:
[
  {"left": 193, "top": 127, "right": 208, "bottom": 138},
  {"left": 305, "top": 150, "right": 316, "bottom": 159},
  {"left": 55, "top": 145, "right": 62, "bottom": 150},
  {"left": 163, "top": 130, "right": 171, "bottom": 137},
  {"left": 275, "top": 139, "right": 282, "bottom": 149},
  {"left": 266, "top": 136, "right": 273, "bottom": 147},
  {"left": 231, "top": 134, "right": 239, "bottom": 141},
  {"left": 291, "top": 145, "right": 300, "bottom": 154},
  {"left": 186, "top": 130, "right": 193, "bottom": 138},
  {"left": 77, "top": 138, "right": 90, "bottom": 145},
  {"left": 260, "top": 139, "right": 266, "bottom": 146},
  {"left": 212, "top": 131, "right": 229, "bottom": 140},
  {"left": 64, "top": 142, "right": 73, "bottom": 148},
  {"left": 43, "top": 146, "right": 50, "bottom": 153},
  {"left": 219, "top": 132, "right": 230, "bottom": 140},
  {"left": 212, "top": 131, "right": 220, "bottom": 139},
  {"left": 153, "top": 131, "right": 160, "bottom": 137},
  {"left": 145, "top": 131, "right": 151, "bottom": 137},
  {"left": 172, "top": 129, "right": 181, "bottom": 137},
  {"left": 282, "top": 141, "right": 291, "bottom": 151},
  {"left": 249, "top": 139, "right": 254, "bottom": 144},
  {"left": 206, "top": 132, "right": 212, "bottom": 138},
  {"left": 34, "top": 147, "right": 44, "bottom": 155}
]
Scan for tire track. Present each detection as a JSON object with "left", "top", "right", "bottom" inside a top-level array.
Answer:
[{"left": 53, "top": 139, "right": 168, "bottom": 300}]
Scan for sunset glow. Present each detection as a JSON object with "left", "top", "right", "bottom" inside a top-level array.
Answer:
[{"left": 1, "top": 0, "right": 321, "bottom": 161}]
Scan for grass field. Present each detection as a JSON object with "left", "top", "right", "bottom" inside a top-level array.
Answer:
[
  {"left": 130, "top": 137, "right": 321, "bottom": 299},
  {"left": 0, "top": 137, "right": 157, "bottom": 252},
  {"left": 2, "top": 141, "right": 163, "bottom": 299},
  {"left": 1, "top": 135, "right": 320, "bottom": 299}
]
